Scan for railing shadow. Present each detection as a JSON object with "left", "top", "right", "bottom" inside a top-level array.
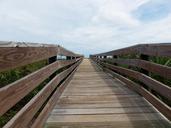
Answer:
[{"left": 88, "top": 59, "right": 169, "bottom": 127}]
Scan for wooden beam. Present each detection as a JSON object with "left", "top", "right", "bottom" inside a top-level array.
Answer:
[
  {"left": 31, "top": 61, "right": 81, "bottom": 128},
  {"left": 3, "top": 60, "right": 81, "bottom": 128},
  {"left": 101, "top": 58, "right": 171, "bottom": 79},
  {"left": 0, "top": 47, "right": 58, "bottom": 72},
  {"left": 0, "top": 59, "right": 78, "bottom": 116},
  {"left": 0, "top": 42, "right": 81, "bottom": 72},
  {"left": 93, "top": 43, "right": 171, "bottom": 58},
  {"left": 98, "top": 61, "right": 171, "bottom": 101},
  {"left": 102, "top": 67, "right": 171, "bottom": 121}
]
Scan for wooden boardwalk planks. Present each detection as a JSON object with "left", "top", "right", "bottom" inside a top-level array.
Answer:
[{"left": 45, "top": 59, "right": 170, "bottom": 128}]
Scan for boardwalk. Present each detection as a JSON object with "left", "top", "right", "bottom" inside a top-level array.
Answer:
[
  {"left": 1, "top": 43, "right": 171, "bottom": 128},
  {"left": 45, "top": 59, "right": 170, "bottom": 128}
]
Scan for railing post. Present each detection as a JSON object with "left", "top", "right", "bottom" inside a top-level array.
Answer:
[
  {"left": 66, "top": 56, "right": 71, "bottom": 60},
  {"left": 48, "top": 56, "right": 57, "bottom": 79},
  {"left": 113, "top": 55, "right": 118, "bottom": 66},
  {"left": 140, "top": 54, "right": 149, "bottom": 75},
  {"left": 140, "top": 54, "right": 151, "bottom": 91},
  {"left": 96, "top": 56, "right": 99, "bottom": 63},
  {"left": 48, "top": 56, "right": 56, "bottom": 64}
]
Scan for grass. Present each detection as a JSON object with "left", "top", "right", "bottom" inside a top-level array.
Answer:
[
  {"left": 103, "top": 55, "right": 171, "bottom": 107},
  {"left": 0, "top": 59, "right": 48, "bottom": 127},
  {"left": 0, "top": 60, "right": 48, "bottom": 88},
  {"left": 0, "top": 59, "right": 76, "bottom": 127}
]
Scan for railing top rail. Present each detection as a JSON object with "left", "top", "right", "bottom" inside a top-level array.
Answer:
[
  {"left": 91, "top": 43, "right": 171, "bottom": 120},
  {"left": 0, "top": 41, "right": 83, "bottom": 127},
  {"left": 0, "top": 41, "right": 83, "bottom": 71},
  {"left": 92, "top": 43, "right": 171, "bottom": 57},
  {"left": 0, "top": 41, "right": 82, "bottom": 57},
  {"left": 0, "top": 41, "right": 58, "bottom": 47}
]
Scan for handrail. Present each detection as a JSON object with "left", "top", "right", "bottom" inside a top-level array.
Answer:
[
  {"left": 31, "top": 61, "right": 81, "bottom": 128},
  {"left": 0, "top": 41, "right": 83, "bottom": 72},
  {"left": 103, "top": 67, "right": 171, "bottom": 121},
  {"left": 100, "top": 62, "right": 171, "bottom": 100},
  {"left": 91, "top": 43, "right": 171, "bottom": 121},
  {"left": 0, "top": 41, "right": 83, "bottom": 128},
  {"left": 101, "top": 58, "right": 171, "bottom": 79},
  {"left": 0, "top": 59, "right": 77, "bottom": 116},
  {"left": 92, "top": 43, "right": 171, "bottom": 57}
]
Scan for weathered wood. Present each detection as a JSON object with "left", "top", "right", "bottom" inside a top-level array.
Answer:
[
  {"left": 93, "top": 43, "right": 171, "bottom": 58},
  {"left": 46, "top": 121, "right": 170, "bottom": 128},
  {"left": 0, "top": 42, "right": 82, "bottom": 72},
  {"left": 31, "top": 61, "right": 81, "bottom": 128},
  {"left": 0, "top": 41, "right": 82, "bottom": 58},
  {"left": 46, "top": 114, "right": 170, "bottom": 128},
  {"left": 52, "top": 107, "right": 156, "bottom": 115},
  {"left": 102, "top": 67, "right": 171, "bottom": 121},
  {"left": 0, "top": 59, "right": 78, "bottom": 116},
  {"left": 63, "top": 90, "right": 135, "bottom": 96},
  {"left": 102, "top": 58, "right": 171, "bottom": 79},
  {"left": 0, "top": 42, "right": 83, "bottom": 127},
  {"left": 3, "top": 60, "right": 81, "bottom": 128},
  {"left": 100, "top": 61, "right": 171, "bottom": 101},
  {"left": 55, "top": 102, "right": 151, "bottom": 109},
  {"left": 0, "top": 47, "right": 58, "bottom": 72},
  {"left": 103, "top": 67, "right": 140, "bottom": 93},
  {"left": 0, "top": 41, "right": 57, "bottom": 47},
  {"left": 47, "top": 113, "right": 166, "bottom": 122},
  {"left": 45, "top": 59, "right": 170, "bottom": 128},
  {"left": 48, "top": 56, "right": 57, "bottom": 79},
  {"left": 58, "top": 95, "right": 142, "bottom": 104},
  {"left": 92, "top": 43, "right": 171, "bottom": 122},
  {"left": 140, "top": 54, "right": 149, "bottom": 75}
]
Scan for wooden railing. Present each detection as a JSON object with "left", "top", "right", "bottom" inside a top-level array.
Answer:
[
  {"left": 90, "top": 43, "right": 171, "bottom": 121},
  {"left": 0, "top": 41, "right": 83, "bottom": 128}
]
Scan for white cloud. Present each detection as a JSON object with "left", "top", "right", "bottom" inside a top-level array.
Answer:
[
  {"left": 128, "top": 14, "right": 171, "bottom": 42},
  {"left": 92, "top": 0, "right": 150, "bottom": 26},
  {"left": 0, "top": 0, "right": 170, "bottom": 57}
]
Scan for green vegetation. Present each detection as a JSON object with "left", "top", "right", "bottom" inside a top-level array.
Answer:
[
  {"left": 0, "top": 60, "right": 48, "bottom": 127},
  {"left": 0, "top": 60, "right": 48, "bottom": 88},
  {"left": 149, "top": 56, "right": 171, "bottom": 86},
  {"left": 105, "top": 55, "right": 171, "bottom": 86},
  {"left": 150, "top": 56, "right": 171, "bottom": 66},
  {"left": 103, "top": 55, "right": 171, "bottom": 107},
  {"left": 0, "top": 59, "right": 76, "bottom": 127}
]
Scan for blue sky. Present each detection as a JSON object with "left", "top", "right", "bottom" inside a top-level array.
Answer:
[{"left": 0, "top": 0, "right": 171, "bottom": 57}]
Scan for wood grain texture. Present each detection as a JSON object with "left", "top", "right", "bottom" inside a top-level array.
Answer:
[
  {"left": 55, "top": 102, "right": 151, "bottom": 109},
  {"left": 0, "top": 42, "right": 82, "bottom": 71},
  {"left": 0, "top": 47, "right": 58, "bottom": 71},
  {"left": 45, "top": 59, "right": 170, "bottom": 128},
  {"left": 103, "top": 67, "right": 171, "bottom": 121},
  {"left": 3, "top": 60, "right": 81, "bottom": 128},
  {"left": 93, "top": 43, "right": 171, "bottom": 57},
  {"left": 31, "top": 60, "right": 81, "bottom": 128},
  {"left": 100, "top": 61, "right": 171, "bottom": 101},
  {"left": 102, "top": 58, "right": 171, "bottom": 79},
  {"left": 0, "top": 59, "right": 78, "bottom": 116}
]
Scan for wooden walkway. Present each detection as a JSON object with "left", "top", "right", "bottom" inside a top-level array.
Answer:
[{"left": 45, "top": 59, "right": 170, "bottom": 128}]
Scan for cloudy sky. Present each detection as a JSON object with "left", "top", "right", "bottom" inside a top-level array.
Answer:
[{"left": 0, "top": 0, "right": 171, "bottom": 56}]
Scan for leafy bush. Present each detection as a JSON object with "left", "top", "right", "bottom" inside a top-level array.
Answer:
[{"left": 0, "top": 60, "right": 48, "bottom": 127}]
